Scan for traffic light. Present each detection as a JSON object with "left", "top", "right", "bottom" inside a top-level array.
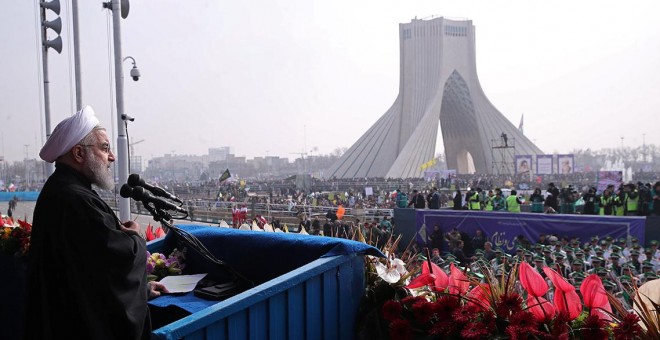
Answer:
[{"left": 40, "top": 0, "right": 62, "bottom": 54}]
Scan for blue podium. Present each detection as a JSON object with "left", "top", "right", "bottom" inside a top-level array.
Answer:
[{"left": 148, "top": 225, "right": 381, "bottom": 340}]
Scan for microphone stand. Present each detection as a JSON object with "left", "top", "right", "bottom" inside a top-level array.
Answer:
[{"left": 143, "top": 202, "right": 254, "bottom": 293}]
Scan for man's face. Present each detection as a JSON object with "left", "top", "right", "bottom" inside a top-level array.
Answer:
[
  {"left": 82, "top": 129, "right": 115, "bottom": 190},
  {"left": 432, "top": 250, "right": 440, "bottom": 257}
]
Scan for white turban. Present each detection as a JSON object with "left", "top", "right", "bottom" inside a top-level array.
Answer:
[{"left": 39, "top": 105, "right": 101, "bottom": 163}]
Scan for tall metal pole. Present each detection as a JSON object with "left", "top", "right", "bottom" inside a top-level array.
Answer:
[
  {"left": 72, "top": 0, "right": 83, "bottom": 110},
  {"left": 40, "top": 6, "right": 55, "bottom": 176},
  {"left": 110, "top": 0, "right": 130, "bottom": 221}
]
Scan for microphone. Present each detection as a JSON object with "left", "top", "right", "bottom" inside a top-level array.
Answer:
[
  {"left": 121, "top": 184, "right": 188, "bottom": 215},
  {"left": 127, "top": 174, "right": 183, "bottom": 203}
]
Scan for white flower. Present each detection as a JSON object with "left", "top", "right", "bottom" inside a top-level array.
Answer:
[
  {"left": 375, "top": 261, "right": 401, "bottom": 283},
  {"left": 391, "top": 258, "right": 407, "bottom": 276}
]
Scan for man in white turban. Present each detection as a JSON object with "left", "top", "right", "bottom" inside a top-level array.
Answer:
[
  {"left": 38, "top": 105, "right": 115, "bottom": 190},
  {"left": 26, "top": 106, "right": 166, "bottom": 340}
]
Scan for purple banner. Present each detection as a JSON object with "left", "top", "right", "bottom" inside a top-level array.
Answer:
[{"left": 415, "top": 210, "right": 645, "bottom": 253}]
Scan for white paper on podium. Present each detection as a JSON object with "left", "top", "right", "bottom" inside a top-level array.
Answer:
[{"left": 159, "top": 273, "right": 208, "bottom": 293}]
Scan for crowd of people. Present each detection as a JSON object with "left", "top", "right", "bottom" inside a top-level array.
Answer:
[{"left": 393, "top": 181, "right": 660, "bottom": 216}]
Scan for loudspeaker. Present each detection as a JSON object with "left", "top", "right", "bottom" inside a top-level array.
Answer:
[
  {"left": 40, "top": 0, "right": 60, "bottom": 15},
  {"left": 45, "top": 35, "right": 63, "bottom": 54},
  {"left": 44, "top": 17, "right": 62, "bottom": 35},
  {"left": 121, "top": 0, "right": 130, "bottom": 19}
]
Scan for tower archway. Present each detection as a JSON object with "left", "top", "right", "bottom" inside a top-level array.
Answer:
[{"left": 326, "top": 17, "right": 543, "bottom": 178}]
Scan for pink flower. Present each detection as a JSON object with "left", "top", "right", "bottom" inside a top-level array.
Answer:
[
  {"left": 421, "top": 261, "right": 449, "bottom": 291},
  {"left": 448, "top": 263, "right": 470, "bottom": 295},
  {"left": 526, "top": 296, "right": 556, "bottom": 322},
  {"left": 580, "top": 274, "right": 612, "bottom": 321},
  {"left": 553, "top": 288, "right": 582, "bottom": 321},
  {"left": 543, "top": 267, "right": 574, "bottom": 293},
  {"left": 543, "top": 267, "right": 581, "bottom": 320},
  {"left": 519, "top": 261, "right": 548, "bottom": 297},
  {"left": 405, "top": 273, "right": 435, "bottom": 289},
  {"left": 466, "top": 283, "right": 492, "bottom": 311}
]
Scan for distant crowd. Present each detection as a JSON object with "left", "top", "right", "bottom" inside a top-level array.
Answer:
[{"left": 392, "top": 181, "right": 660, "bottom": 216}]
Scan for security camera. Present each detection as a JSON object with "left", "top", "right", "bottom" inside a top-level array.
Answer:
[{"left": 130, "top": 66, "right": 141, "bottom": 81}]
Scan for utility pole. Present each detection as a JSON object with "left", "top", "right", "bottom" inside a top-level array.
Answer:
[
  {"left": 40, "top": 0, "right": 63, "bottom": 176},
  {"left": 24, "top": 145, "right": 30, "bottom": 189}
]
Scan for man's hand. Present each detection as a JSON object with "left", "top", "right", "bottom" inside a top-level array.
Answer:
[
  {"left": 120, "top": 220, "right": 142, "bottom": 237},
  {"left": 147, "top": 281, "right": 169, "bottom": 299}
]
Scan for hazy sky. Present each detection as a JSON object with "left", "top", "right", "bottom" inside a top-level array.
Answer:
[{"left": 2, "top": 0, "right": 660, "bottom": 164}]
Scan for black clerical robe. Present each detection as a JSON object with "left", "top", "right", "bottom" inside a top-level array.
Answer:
[{"left": 26, "top": 164, "right": 150, "bottom": 340}]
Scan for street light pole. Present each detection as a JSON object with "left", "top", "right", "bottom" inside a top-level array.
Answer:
[{"left": 109, "top": 0, "right": 130, "bottom": 221}]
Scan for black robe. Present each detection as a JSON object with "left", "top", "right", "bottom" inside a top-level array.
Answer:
[{"left": 25, "top": 164, "right": 151, "bottom": 340}]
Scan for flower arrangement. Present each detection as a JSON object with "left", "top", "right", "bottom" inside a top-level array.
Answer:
[
  {"left": 357, "top": 242, "right": 654, "bottom": 340},
  {"left": 146, "top": 248, "right": 186, "bottom": 281},
  {"left": 0, "top": 219, "right": 31, "bottom": 257}
]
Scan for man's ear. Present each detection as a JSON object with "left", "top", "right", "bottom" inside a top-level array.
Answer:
[{"left": 71, "top": 145, "right": 86, "bottom": 163}]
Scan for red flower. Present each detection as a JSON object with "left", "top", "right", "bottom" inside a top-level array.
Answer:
[
  {"left": 480, "top": 310, "right": 497, "bottom": 331},
  {"left": 429, "top": 319, "right": 459, "bottom": 336},
  {"left": 550, "top": 311, "right": 571, "bottom": 339},
  {"left": 421, "top": 261, "right": 449, "bottom": 291},
  {"left": 613, "top": 313, "right": 643, "bottom": 340},
  {"left": 452, "top": 304, "right": 477, "bottom": 324},
  {"left": 519, "top": 261, "right": 548, "bottom": 297},
  {"left": 526, "top": 296, "right": 556, "bottom": 322},
  {"left": 495, "top": 293, "right": 523, "bottom": 317},
  {"left": 432, "top": 295, "right": 460, "bottom": 320},
  {"left": 509, "top": 310, "right": 538, "bottom": 330},
  {"left": 448, "top": 263, "right": 470, "bottom": 295},
  {"left": 17, "top": 219, "right": 32, "bottom": 232},
  {"left": 389, "top": 319, "right": 413, "bottom": 340},
  {"left": 581, "top": 314, "right": 608, "bottom": 340},
  {"left": 400, "top": 295, "right": 426, "bottom": 307},
  {"left": 381, "top": 300, "right": 403, "bottom": 321},
  {"left": 460, "top": 322, "right": 490, "bottom": 339},
  {"left": 580, "top": 274, "right": 612, "bottom": 321},
  {"left": 412, "top": 300, "right": 434, "bottom": 324},
  {"left": 505, "top": 325, "right": 528, "bottom": 340}
]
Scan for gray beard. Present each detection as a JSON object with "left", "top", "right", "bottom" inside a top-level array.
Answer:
[{"left": 85, "top": 152, "right": 115, "bottom": 191}]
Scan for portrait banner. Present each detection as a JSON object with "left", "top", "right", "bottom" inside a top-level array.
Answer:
[
  {"left": 536, "top": 155, "right": 553, "bottom": 175},
  {"left": 557, "top": 154, "right": 574, "bottom": 174},
  {"left": 515, "top": 155, "right": 532, "bottom": 176},
  {"left": 597, "top": 171, "right": 623, "bottom": 193}
]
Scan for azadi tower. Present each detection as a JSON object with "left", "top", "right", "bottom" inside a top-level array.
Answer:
[{"left": 327, "top": 17, "right": 543, "bottom": 179}]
